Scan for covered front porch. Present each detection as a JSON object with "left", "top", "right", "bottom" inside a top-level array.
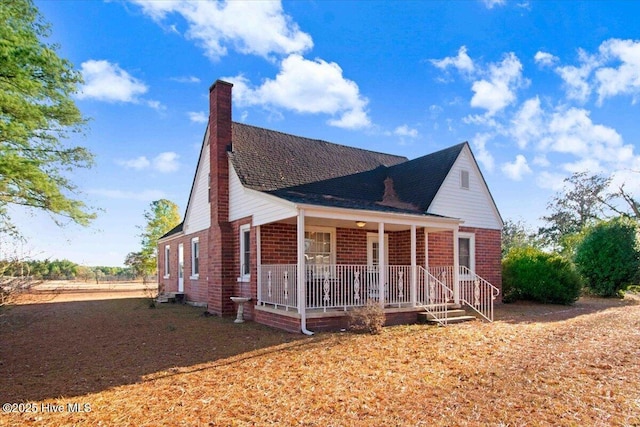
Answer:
[{"left": 253, "top": 205, "right": 498, "bottom": 330}]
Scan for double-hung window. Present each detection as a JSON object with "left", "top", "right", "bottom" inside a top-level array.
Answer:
[
  {"left": 458, "top": 232, "right": 475, "bottom": 274},
  {"left": 191, "top": 238, "right": 199, "bottom": 279},
  {"left": 239, "top": 224, "right": 251, "bottom": 282},
  {"left": 164, "top": 245, "right": 170, "bottom": 278}
]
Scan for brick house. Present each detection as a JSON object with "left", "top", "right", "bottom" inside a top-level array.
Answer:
[{"left": 157, "top": 80, "right": 503, "bottom": 333}]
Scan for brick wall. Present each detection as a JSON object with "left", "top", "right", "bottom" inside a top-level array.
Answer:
[
  {"left": 157, "top": 229, "right": 209, "bottom": 304},
  {"left": 460, "top": 226, "right": 502, "bottom": 296},
  {"left": 260, "top": 223, "right": 297, "bottom": 264},
  {"left": 336, "top": 228, "right": 367, "bottom": 264},
  {"left": 388, "top": 229, "right": 426, "bottom": 266},
  {"left": 427, "top": 230, "right": 454, "bottom": 267}
]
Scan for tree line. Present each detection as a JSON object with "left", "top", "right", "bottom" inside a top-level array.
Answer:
[
  {"left": 0, "top": 258, "right": 136, "bottom": 282},
  {"left": 502, "top": 171, "right": 640, "bottom": 303}
]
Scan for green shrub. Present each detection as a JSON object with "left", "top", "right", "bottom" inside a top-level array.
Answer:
[
  {"left": 502, "top": 247, "right": 582, "bottom": 305},
  {"left": 574, "top": 217, "right": 640, "bottom": 297}
]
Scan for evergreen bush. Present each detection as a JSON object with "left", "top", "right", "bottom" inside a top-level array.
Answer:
[
  {"left": 574, "top": 218, "right": 640, "bottom": 297},
  {"left": 502, "top": 247, "right": 582, "bottom": 304}
]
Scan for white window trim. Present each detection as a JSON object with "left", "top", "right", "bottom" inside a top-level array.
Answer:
[
  {"left": 304, "top": 226, "right": 337, "bottom": 265},
  {"left": 163, "top": 245, "right": 170, "bottom": 279},
  {"left": 458, "top": 232, "right": 475, "bottom": 276},
  {"left": 190, "top": 237, "right": 199, "bottom": 280},
  {"left": 238, "top": 224, "right": 251, "bottom": 282}
]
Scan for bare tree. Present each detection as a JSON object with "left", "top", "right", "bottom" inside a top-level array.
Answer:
[
  {"left": 0, "top": 236, "right": 38, "bottom": 307},
  {"left": 538, "top": 172, "right": 612, "bottom": 250}
]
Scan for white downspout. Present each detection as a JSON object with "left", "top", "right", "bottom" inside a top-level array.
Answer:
[
  {"left": 256, "top": 225, "right": 261, "bottom": 305},
  {"left": 378, "top": 222, "right": 386, "bottom": 308},
  {"left": 297, "top": 208, "right": 314, "bottom": 335},
  {"left": 453, "top": 227, "right": 460, "bottom": 305}
]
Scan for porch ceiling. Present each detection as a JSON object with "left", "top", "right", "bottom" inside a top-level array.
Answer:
[{"left": 278, "top": 216, "right": 454, "bottom": 232}]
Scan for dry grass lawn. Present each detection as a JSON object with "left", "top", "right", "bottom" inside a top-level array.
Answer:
[{"left": 1, "top": 291, "right": 639, "bottom": 426}]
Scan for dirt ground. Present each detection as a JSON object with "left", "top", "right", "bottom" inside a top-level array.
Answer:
[{"left": 0, "top": 290, "right": 638, "bottom": 426}]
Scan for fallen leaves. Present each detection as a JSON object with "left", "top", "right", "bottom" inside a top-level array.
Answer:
[{"left": 0, "top": 293, "right": 639, "bottom": 426}]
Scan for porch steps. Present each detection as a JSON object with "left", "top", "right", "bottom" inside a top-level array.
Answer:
[
  {"left": 156, "top": 292, "right": 184, "bottom": 304},
  {"left": 417, "top": 309, "right": 477, "bottom": 325}
]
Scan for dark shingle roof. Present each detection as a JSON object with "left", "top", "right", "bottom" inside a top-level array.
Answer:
[
  {"left": 159, "top": 222, "right": 183, "bottom": 240},
  {"left": 229, "top": 123, "right": 407, "bottom": 191},
  {"left": 269, "top": 143, "right": 467, "bottom": 214}
]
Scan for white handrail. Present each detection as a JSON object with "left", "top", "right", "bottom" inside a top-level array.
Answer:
[
  {"left": 417, "top": 266, "right": 454, "bottom": 325},
  {"left": 458, "top": 266, "right": 499, "bottom": 322}
]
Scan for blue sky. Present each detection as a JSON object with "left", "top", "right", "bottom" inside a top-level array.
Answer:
[{"left": 12, "top": 0, "right": 640, "bottom": 266}]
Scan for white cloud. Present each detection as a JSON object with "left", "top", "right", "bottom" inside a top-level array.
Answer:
[
  {"left": 555, "top": 58, "right": 597, "bottom": 102},
  {"left": 510, "top": 97, "right": 543, "bottom": 149},
  {"left": 470, "top": 52, "right": 525, "bottom": 116},
  {"left": 430, "top": 46, "right": 475, "bottom": 75},
  {"left": 595, "top": 38, "right": 640, "bottom": 104},
  {"left": 552, "top": 39, "right": 640, "bottom": 104},
  {"left": 171, "top": 75, "right": 201, "bottom": 83},
  {"left": 534, "top": 51, "right": 558, "bottom": 67},
  {"left": 471, "top": 133, "right": 495, "bottom": 172},
  {"left": 188, "top": 111, "right": 208, "bottom": 123},
  {"left": 131, "top": 0, "right": 313, "bottom": 60},
  {"left": 394, "top": 125, "right": 419, "bottom": 138},
  {"left": 502, "top": 154, "right": 532, "bottom": 181},
  {"left": 78, "top": 60, "right": 148, "bottom": 103},
  {"left": 536, "top": 171, "right": 566, "bottom": 191},
  {"left": 533, "top": 155, "right": 550, "bottom": 167},
  {"left": 89, "top": 189, "right": 167, "bottom": 201},
  {"left": 117, "top": 156, "right": 150, "bottom": 170},
  {"left": 224, "top": 54, "right": 371, "bottom": 129},
  {"left": 482, "top": 0, "right": 506, "bottom": 9},
  {"left": 117, "top": 152, "right": 180, "bottom": 173},
  {"left": 153, "top": 152, "right": 180, "bottom": 173}
]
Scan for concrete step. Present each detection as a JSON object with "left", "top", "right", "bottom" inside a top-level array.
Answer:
[
  {"left": 417, "top": 309, "right": 468, "bottom": 322},
  {"left": 425, "top": 315, "right": 477, "bottom": 325},
  {"left": 418, "top": 307, "right": 477, "bottom": 325}
]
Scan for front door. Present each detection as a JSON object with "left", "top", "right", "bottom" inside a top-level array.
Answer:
[
  {"left": 366, "top": 234, "right": 389, "bottom": 299},
  {"left": 178, "top": 243, "right": 184, "bottom": 292}
]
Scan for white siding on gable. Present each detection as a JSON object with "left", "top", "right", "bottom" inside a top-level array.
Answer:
[
  {"left": 428, "top": 146, "right": 502, "bottom": 230},
  {"left": 184, "top": 143, "right": 211, "bottom": 234},
  {"left": 229, "top": 162, "right": 296, "bottom": 225}
]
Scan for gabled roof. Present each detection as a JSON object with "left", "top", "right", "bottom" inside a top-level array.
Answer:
[
  {"left": 268, "top": 143, "right": 467, "bottom": 215},
  {"left": 159, "top": 221, "right": 183, "bottom": 240},
  {"left": 229, "top": 123, "right": 407, "bottom": 191}
]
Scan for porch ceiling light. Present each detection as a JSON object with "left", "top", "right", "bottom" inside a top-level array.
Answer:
[{"left": 356, "top": 221, "right": 367, "bottom": 228}]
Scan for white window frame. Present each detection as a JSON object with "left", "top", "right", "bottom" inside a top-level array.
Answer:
[
  {"left": 239, "top": 224, "right": 251, "bottom": 282},
  {"left": 458, "top": 232, "right": 475, "bottom": 276},
  {"left": 163, "top": 245, "right": 170, "bottom": 279},
  {"left": 366, "top": 233, "right": 389, "bottom": 267},
  {"left": 190, "top": 237, "right": 199, "bottom": 279},
  {"left": 460, "top": 169, "right": 470, "bottom": 190},
  {"left": 304, "top": 226, "right": 336, "bottom": 265}
]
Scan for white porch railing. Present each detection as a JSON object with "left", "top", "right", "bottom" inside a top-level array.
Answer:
[
  {"left": 428, "top": 266, "right": 499, "bottom": 322},
  {"left": 258, "top": 264, "right": 498, "bottom": 321},
  {"left": 258, "top": 264, "right": 298, "bottom": 311},
  {"left": 459, "top": 266, "right": 500, "bottom": 322},
  {"left": 416, "top": 266, "right": 453, "bottom": 325},
  {"left": 259, "top": 264, "right": 414, "bottom": 311}
]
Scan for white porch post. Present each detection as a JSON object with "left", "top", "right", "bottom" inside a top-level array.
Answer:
[
  {"left": 410, "top": 225, "right": 417, "bottom": 307},
  {"left": 378, "top": 222, "right": 385, "bottom": 308},
  {"left": 453, "top": 227, "right": 460, "bottom": 304},
  {"left": 256, "top": 225, "right": 261, "bottom": 304}
]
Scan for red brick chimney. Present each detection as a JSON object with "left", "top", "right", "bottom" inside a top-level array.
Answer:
[{"left": 207, "top": 80, "right": 234, "bottom": 316}]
